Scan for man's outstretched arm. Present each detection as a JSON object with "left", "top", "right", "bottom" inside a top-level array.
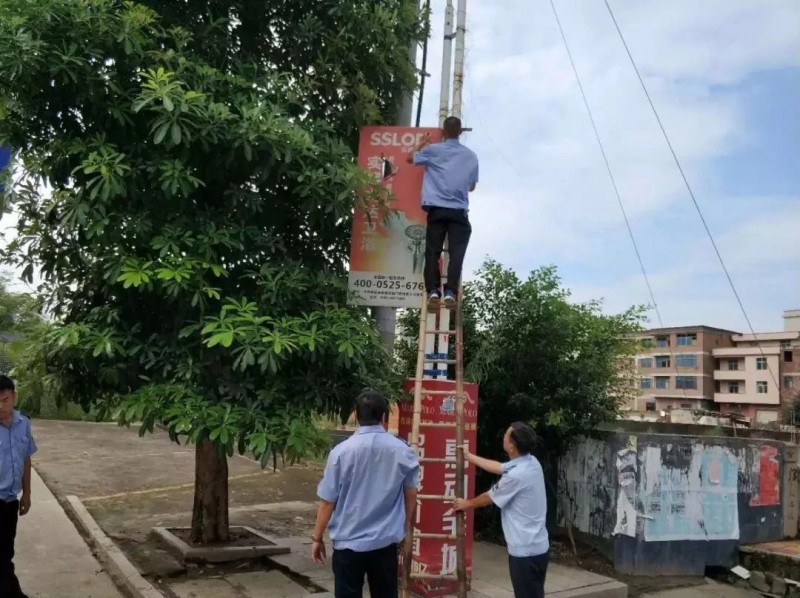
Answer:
[
  {"left": 452, "top": 492, "right": 493, "bottom": 511},
  {"left": 462, "top": 445, "right": 503, "bottom": 475},
  {"left": 407, "top": 134, "right": 433, "bottom": 164}
]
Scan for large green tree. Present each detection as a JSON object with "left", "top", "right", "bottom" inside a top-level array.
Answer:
[
  {"left": 397, "top": 259, "right": 644, "bottom": 531},
  {"left": 0, "top": 0, "right": 421, "bottom": 542}
]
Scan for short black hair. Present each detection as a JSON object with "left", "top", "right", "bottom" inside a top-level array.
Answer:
[
  {"left": 0, "top": 375, "right": 15, "bottom": 393},
  {"left": 355, "top": 390, "right": 389, "bottom": 426},
  {"left": 443, "top": 116, "right": 462, "bottom": 138},
  {"left": 509, "top": 421, "right": 538, "bottom": 455}
]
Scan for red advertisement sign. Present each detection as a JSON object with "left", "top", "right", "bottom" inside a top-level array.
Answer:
[
  {"left": 399, "top": 379, "right": 479, "bottom": 597},
  {"left": 348, "top": 126, "right": 442, "bottom": 308}
]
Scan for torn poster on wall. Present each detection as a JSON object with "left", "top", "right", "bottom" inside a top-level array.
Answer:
[
  {"left": 613, "top": 436, "right": 638, "bottom": 537},
  {"left": 749, "top": 445, "right": 780, "bottom": 507},
  {"left": 640, "top": 443, "right": 739, "bottom": 542}
]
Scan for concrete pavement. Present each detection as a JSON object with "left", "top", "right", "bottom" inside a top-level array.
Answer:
[
  {"left": 16, "top": 468, "right": 123, "bottom": 598},
  {"left": 640, "top": 584, "right": 761, "bottom": 597}
]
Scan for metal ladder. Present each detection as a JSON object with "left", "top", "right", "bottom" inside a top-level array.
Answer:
[{"left": 401, "top": 272, "right": 468, "bottom": 598}]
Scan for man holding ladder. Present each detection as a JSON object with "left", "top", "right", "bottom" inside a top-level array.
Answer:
[{"left": 407, "top": 116, "right": 478, "bottom": 309}]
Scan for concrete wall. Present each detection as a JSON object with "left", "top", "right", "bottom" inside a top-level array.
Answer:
[{"left": 558, "top": 431, "right": 789, "bottom": 576}]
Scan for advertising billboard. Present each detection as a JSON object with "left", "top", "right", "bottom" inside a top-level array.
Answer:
[{"left": 348, "top": 126, "right": 442, "bottom": 308}]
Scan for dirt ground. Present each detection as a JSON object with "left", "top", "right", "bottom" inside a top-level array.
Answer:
[{"left": 31, "top": 420, "right": 703, "bottom": 596}]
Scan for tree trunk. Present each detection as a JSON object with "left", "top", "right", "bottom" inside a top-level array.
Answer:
[{"left": 191, "top": 439, "right": 229, "bottom": 544}]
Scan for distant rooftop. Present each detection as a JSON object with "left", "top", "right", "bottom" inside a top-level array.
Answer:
[{"left": 637, "top": 325, "right": 740, "bottom": 336}]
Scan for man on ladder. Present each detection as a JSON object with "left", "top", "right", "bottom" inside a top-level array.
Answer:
[{"left": 407, "top": 116, "right": 478, "bottom": 309}]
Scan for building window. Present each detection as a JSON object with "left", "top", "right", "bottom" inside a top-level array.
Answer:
[
  {"left": 781, "top": 341, "right": 792, "bottom": 349},
  {"left": 729, "top": 382, "right": 739, "bottom": 394},
  {"left": 676, "top": 354, "right": 697, "bottom": 368},
  {"left": 655, "top": 356, "right": 671, "bottom": 368},
  {"left": 756, "top": 357, "right": 767, "bottom": 370},
  {"left": 786, "top": 351, "right": 794, "bottom": 363},
  {"left": 645, "top": 402, "right": 656, "bottom": 412},
  {"left": 676, "top": 333, "right": 697, "bottom": 346},
  {"left": 786, "top": 376, "right": 795, "bottom": 389},
  {"left": 757, "top": 381, "right": 768, "bottom": 394},
  {"left": 640, "top": 378, "right": 653, "bottom": 389},
  {"left": 728, "top": 359, "right": 738, "bottom": 371},
  {"left": 676, "top": 376, "right": 698, "bottom": 390},
  {"left": 655, "top": 377, "right": 670, "bottom": 389},
  {"left": 656, "top": 336, "right": 670, "bottom": 348},
  {"left": 639, "top": 358, "right": 653, "bottom": 368},
  {"left": 640, "top": 338, "right": 654, "bottom": 349},
  {"left": 680, "top": 403, "right": 692, "bottom": 409}
]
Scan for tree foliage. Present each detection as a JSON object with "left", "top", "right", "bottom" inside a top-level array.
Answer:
[
  {"left": 0, "top": 0, "right": 421, "bottom": 541},
  {"left": 397, "top": 259, "right": 644, "bottom": 532}
]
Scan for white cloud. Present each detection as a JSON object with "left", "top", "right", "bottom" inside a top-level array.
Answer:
[{"left": 415, "top": 0, "right": 800, "bottom": 331}]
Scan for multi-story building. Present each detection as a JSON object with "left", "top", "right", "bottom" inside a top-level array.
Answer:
[
  {"left": 630, "top": 326, "right": 737, "bottom": 412},
  {"left": 713, "top": 310, "right": 800, "bottom": 424}
]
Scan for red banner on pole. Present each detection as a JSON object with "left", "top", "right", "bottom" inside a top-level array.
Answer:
[{"left": 399, "top": 379, "right": 478, "bottom": 597}]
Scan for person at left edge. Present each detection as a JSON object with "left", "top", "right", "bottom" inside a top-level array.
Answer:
[
  {"left": 0, "top": 374, "right": 36, "bottom": 598},
  {"left": 311, "top": 390, "right": 419, "bottom": 598}
]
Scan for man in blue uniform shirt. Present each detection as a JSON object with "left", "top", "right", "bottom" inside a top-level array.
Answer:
[
  {"left": 311, "top": 390, "right": 419, "bottom": 598},
  {"left": 0, "top": 375, "right": 36, "bottom": 598},
  {"left": 453, "top": 422, "right": 549, "bottom": 598},
  {"left": 408, "top": 116, "right": 479, "bottom": 309}
]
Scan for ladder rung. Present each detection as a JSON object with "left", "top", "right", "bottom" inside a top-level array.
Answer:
[
  {"left": 412, "top": 532, "right": 457, "bottom": 540},
  {"left": 419, "top": 457, "right": 457, "bottom": 464},
  {"left": 410, "top": 573, "right": 459, "bottom": 581},
  {"left": 418, "top": 494, "right": 450, "bottom": 501},
  {"left": 417, "top": 422, "right": 457, "bottom": 428}
]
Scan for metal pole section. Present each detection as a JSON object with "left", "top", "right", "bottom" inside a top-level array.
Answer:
[
  {"left": 438, "top": 1, "right": 455, "bottom": 126},
  {"left": 373, "top": 1, "right": 420, "bottom": 354},
  {"left": 451, "top": 0, "right": 467, "bottom": 119},
  {"left": 451, "top": 3, "right": 468, "bottom": 596}
]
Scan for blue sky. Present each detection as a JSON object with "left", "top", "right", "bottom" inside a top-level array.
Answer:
[{"left": 417, "top": 0, "right": 800, "bottom": 332}]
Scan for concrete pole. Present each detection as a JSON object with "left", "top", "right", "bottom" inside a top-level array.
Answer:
[{"left": 373, "top": 1, "right": 420, "bottom": 353}]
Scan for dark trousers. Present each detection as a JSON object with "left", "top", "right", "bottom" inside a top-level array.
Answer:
[
  {"left": 0, "top": 500, "right": 25, "bottom": 598},
  {"left": 424, "top": 207, "right": 472, "bottom": 294},
  {"left": 332, "top": 543, "right": 398, "bottom": 598},
  {"left": 508, "top": 552, "right": 549, "bottom": 598}
]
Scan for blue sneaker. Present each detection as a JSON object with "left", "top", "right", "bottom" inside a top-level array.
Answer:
[
  {"left": 443, "top": 289, "right": 457, "bottom": 309},
  {"left": 427, "top": 290, "right": 440, "bottom": 309}
]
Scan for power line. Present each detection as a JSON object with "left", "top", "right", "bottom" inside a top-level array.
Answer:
[
  {"left": 547, "top": 0, "right": 687, "bottom": 401},
  {"left": 601, "top": 0, "right": 780, "bottom": 391}
]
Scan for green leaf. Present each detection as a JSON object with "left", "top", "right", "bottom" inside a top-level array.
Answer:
[
  {"left": 154, "top": 123, "right": 169, "bottom": 145},
  {"left": 170, "top": 122, "right": 181, "bottom": 145},
  {"left": 206, "top": 331, "right": 234, "bottom": 348}
]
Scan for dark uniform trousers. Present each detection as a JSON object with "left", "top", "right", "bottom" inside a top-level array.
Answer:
[
  {"left": 423, "top": 207, "right": 472, "bottom": 295},
  {"left": 332, "top": 543, "right": 398, "bottom": 598},
  {"left": 508, "top": 551, "right": 549, "bottom": 598},
  {"left": 0, "top": 499, "right": 26, "bottom": 598}
]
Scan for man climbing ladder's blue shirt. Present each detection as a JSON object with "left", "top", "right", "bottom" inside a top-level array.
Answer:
[{"left": 413, "top": 138, "right": 479, "bottom": 210}]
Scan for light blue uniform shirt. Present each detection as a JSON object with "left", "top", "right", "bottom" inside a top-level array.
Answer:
[
  {"left": 0, "top": 411, "right": 37, "bottom": 502},
  {"left": 317, "top": 425, "right": 419, "bottom": 552},
  {"left": 488, "top": 454, "right": 549, "bottom": 558},
  {"left": 413, "top": 139, "right": 479, "bottom": 210}
]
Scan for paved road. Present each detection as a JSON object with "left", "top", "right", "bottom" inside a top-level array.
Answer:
[
  {"left": 16, "top": 468, "right": 123, "bottom": 598},
  {"left": 642, "top": 584, "right": 761, "bottom": 597}
]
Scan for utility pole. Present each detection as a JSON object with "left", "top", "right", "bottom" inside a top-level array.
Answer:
[{"left": 373, "top": 0, "right": 420, "bottom": 354}]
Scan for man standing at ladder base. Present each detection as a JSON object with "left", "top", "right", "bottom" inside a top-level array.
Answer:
[
  {"left": 407, "top": 116, "right": 479, "bottom": 309},
  {"left": 453, "top": 422, "right": 549, "bottom": 598}
]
